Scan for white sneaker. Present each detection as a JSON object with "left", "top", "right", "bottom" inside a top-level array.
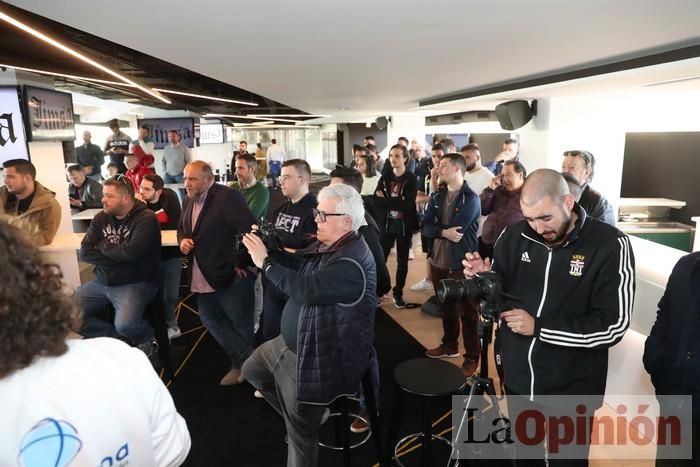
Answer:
[
  {"left": 254, "top": 389, "right": 264, "bottom": 399},
  {"left": 410, "top": 278, "right": 433, "bottom": 291},
  {"left": 168, "top": 326, "right": 182, "bottom": 340}
]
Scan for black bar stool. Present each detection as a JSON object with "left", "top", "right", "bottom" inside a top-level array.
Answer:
[
  {"left": 319, "top": 359, "right": 385, "bottom": 466},
  {"left": 388, "top": 358, "right": 468, "bottom": 467}
]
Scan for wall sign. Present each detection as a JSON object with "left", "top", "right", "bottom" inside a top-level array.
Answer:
[
  {"left": 23, "top": 85, "right": 76, "bottom": 141},
  {"left": 138, "top": 117, "right": 195, "bottom": 149},
  {"left": 0, "top": 86, "right": 30, "bottom": 164},
  {"left": 199, "top": 123, "right": 224, "bottom": 144}
]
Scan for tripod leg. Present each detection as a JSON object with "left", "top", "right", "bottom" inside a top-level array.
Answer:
[{"left": 446, "top": 380, "right": 486, "bottom": 467}]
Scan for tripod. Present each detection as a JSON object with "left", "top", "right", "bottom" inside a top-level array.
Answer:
[{"left": 446, "top": 301, "right": 513, "bottom": 467}]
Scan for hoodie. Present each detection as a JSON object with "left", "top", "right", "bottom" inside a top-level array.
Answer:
[
  {"left": 0, "top": 182, "right": 61, "bottom": 246},
  {"left": 79, "top": 202, "right": 161, "bottom": 286}
]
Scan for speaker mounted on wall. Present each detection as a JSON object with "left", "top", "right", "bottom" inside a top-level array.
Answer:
[
  {"left": 375, "top": 116, "right": 391, "bottom": 130},
  {"left": 495, "top": 100, "right": 536, "bottom": 130}
]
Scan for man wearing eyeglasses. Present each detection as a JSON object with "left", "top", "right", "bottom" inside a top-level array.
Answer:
[
  {"left": 241, "top": 183, "right": 376, "bottom": 467},
  {"left": 561, "top": 150, "right": 616, "bottom": 226},
  {"left": 261, "top": 159, "right": 318, "bottom": 342},
  {"left": 77, "top": 175, "right": 162, "bottom": 356},
  {"left": 178, "top": 161, "right": 257, "bottom": 386}
]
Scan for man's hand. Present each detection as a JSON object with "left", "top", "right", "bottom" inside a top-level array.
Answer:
[
  {"left": 234, "top": 267, "right": 249, "bottom": 278},
  {"left": 242, "top": 233, "right": 268, "bottom": 269},
  {"left": 462, "top": 251, "right": 491, "bottom": 278},
  {"left": 501, "top": 309, "right": 535, "bottom": 336},
  {"left": 180, "top": 238, "right": 194, "bottom": 255},
  {"left": 494, "top": 151, "right": 508, "bottom": 163},
  {"left": 375, "top": 190, "right": 385, "bottom": 198},
  {"left": 442, "top": 226, "right": 463, "bottom": 243},
  {"left": 84, "top": 165, "right": 94, "bottom": 175},
  {"left": 489, "top": 173, "right": 503, "bottom": 190},
  {"left": 69, "top": 197, "right": 82, "bottom": 207}
]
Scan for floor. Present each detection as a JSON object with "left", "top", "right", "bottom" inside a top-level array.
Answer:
[{"left": 381, "top": 236, "right": 655, "bottom": 466}]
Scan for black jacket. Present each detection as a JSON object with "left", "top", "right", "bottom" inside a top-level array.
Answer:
[
  {"left": 146, "top": 187, "right": 181, "bottom": 260},
  {"left": 374, "top": 171, "right": 419, "bottom": 236},
  {"left": 360, "top": 212, "right": 391, "bottom": 296},
  {"left": 69, "top": 178, "right": 103, "bottom": 211},
  {"left": 264, "top": 232, "right": 377, "bottom": 404},
  {"left": 80, "top": 202, "right": 161, "bottom": 286},
  {"left": 177, "top": 183, "right": 256, "bottom": 290},
  {"left": 644, "top": 252, "right": 700, "bottom": 415},
  {"left": 421, "top": 181, "right": 480, "bottom": 271},
  {"left": 493, "top": 204, "right": 635, "bottom": 402},
  {"left": 578, "top": 184, "right": 615, "bottom": 226}
]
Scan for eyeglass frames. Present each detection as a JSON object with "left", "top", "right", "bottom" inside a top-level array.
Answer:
[{"left": 312, "top": 208, "right": 348, "bottom": 223}]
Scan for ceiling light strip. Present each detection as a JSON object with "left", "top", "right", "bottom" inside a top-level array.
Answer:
[
  {"left": 153, "top": 88, "right": 257, "bottom": 106},
  {"left": 245, "top": 113, "right": 330, "bottom": 118},
  {"left": 0, "top": 63, "right": 137, "bottom": 87},
  {"left": 204, "top": 113, "right": 299, "bottom": 123},
  {"left": 0, "top": 9, "right": 170, "bottom": 104}
]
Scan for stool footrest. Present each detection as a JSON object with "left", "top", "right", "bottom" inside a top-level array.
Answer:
[
  {"left": 318, "top": 412, "right": 372, "bottom": 450},
  {"left": 393, "top": 433, "right": 460, "bottom": 467}
]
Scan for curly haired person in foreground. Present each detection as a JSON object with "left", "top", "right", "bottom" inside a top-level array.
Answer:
[{"left": 0, "top": 219, "right": 191, "bottom": 466}]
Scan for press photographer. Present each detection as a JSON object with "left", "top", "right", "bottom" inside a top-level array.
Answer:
[{"left": 461, "top": 169, "right": 635, "bottom": 466}]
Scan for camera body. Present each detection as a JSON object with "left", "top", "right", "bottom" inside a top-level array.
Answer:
[
  {"left": 437, "top": 271, "right": 505, "bottom": 320},
  {"left": 235, "top": 219, "right": 281, "bottom": 252}
]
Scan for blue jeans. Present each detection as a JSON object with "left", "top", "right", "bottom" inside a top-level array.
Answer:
[
  {"left": 197, "top": 275, "right": 255, "bottom": 369},
  {"left": 162, "top": 257, "right": 182, "bottom": 328},
  {"left": 164, "top": 173, "right": 185, "bottom": 203},
  {"left": 77, "top": 280, "right": 158, "bottom": 344},
  {"left": 164, "top": 172, "right": 184, "bottom": 183},
  {"left": 269, "top": 161, "right": 281, "bottom": 188}
]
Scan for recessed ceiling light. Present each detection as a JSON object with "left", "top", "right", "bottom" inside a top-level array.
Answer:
[
  {"left": 0, "top": 8, "right": 170, "bottom": 104},
  {"left": 233, "top": 121, "right": 275, "bottom": 127},
  {"left": 641, "top": 75, "right": 700, "bottom": 87},
  {"left": 0, "top": 63, "right": 138, "bottom": 87},
  {"left": 153, "top": 88, "right": 258, "bottom": 106}
]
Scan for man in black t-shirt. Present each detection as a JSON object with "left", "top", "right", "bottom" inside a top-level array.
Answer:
[
  {"left": 139, "top": 174, "right": 182, "bottom": 340},
  {"left": 261, "top": 159, "right": 318, "bottom": 341}
]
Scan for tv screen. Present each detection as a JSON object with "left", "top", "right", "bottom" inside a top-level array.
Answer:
[
  {"left": 23, "top": 85, "right": 76, "bottom": 142},
  {"left": 138, "top": 117, "right": 195, "bottom": 149},
  {"left": 199, "top": 123, "right": 224, "bottom": 144},
  {"left": 0, "top": 86, "right": 30, "bottom": 164}
]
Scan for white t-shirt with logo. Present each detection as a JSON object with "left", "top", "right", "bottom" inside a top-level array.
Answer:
[
  {"left": 0, "top": 338, "right": 190, "bottom": 467},
  {"left": 465, "top": 167, "right": 494, "bottom": 237}
]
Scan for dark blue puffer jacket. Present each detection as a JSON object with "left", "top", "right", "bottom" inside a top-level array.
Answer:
[{"left": 264, "top": 232, "right": 377, "bottom": 404}]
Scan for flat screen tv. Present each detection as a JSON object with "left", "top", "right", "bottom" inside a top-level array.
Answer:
[
  {"left": 138, "top": 117, "right": 195, "bottom": 149},
  {"left": 199, "top": 123, "right": 224, "bottom": 144},
  {"left": 0, "top": 86, "right": 30, "bottom": 164},
  {"left": 22, "top": 85, "right": 76, "bottom": 142}
]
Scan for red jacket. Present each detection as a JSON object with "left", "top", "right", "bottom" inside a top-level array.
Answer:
[{"left": 125, "top": 165, "right": 153, "bottom": 190}]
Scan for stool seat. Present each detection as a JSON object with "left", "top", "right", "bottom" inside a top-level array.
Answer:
[{"left": 394, "top": 358, "right": 467, "bottom": 397}]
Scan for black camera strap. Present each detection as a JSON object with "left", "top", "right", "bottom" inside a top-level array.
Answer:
[{"left": 493, "top": 320, "right": 507, "bottom": 400}]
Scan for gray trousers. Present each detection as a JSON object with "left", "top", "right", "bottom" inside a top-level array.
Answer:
[{"left": 242, "top": 336, "right": 327, "bottom": 467}]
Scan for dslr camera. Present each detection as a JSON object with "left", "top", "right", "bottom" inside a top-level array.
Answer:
[
  {"left": 437, "top": 271, "right": 506, "bottom": 320},
  {"left": 235, "top": 219, "right": 282, "bottom": 252}
]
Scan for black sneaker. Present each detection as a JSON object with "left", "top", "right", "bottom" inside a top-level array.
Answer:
[{"left": 393, "top": 293, "right": 406, "bottom": 309}]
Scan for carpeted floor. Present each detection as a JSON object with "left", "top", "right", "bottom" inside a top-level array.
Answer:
[{"left": 165, "top": 292, "right": 455, "bottom": 467}]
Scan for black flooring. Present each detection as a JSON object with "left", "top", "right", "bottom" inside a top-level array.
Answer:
[{"left": 166, "top": 294, "right": 455, "bottom": 467}]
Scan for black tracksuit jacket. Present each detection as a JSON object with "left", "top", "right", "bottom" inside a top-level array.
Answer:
[{"left": 492, "top": 204, "right": 635, "bottom": 402}]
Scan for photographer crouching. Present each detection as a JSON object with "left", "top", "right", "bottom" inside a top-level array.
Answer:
[
  {"left": 460, "top": 169, "right": 635, "bottom": 466},
  {"left": 240, "top": 184, "right": 377, "bottom": 467}
]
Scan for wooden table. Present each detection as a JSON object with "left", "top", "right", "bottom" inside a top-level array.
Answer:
[{"left": 41, "top": 230, "right": 179, "bottom": 252}]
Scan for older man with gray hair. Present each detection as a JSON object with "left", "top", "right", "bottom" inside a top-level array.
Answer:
[{"left": 241, "top": 183, "right": 376, "bottom": 467}]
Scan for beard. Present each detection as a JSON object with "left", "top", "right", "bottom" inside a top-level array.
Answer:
[
  {"left": 466, "top": 160, "right": 476, "bottom": 171},
  {"left": 542, "top": 209, "right": 573, "bottom": 246}
]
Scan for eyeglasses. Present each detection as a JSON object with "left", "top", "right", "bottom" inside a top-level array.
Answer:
[
  {"left": 313, "top": 208, "right": 348, "bottom": 223},
  {"left": 280, "top": 175, "right": 303, "bottom": 183}
]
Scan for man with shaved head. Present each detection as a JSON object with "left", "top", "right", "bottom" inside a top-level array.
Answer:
[{"left": 463, "top": 169, "right": 635, "bottom": 465}]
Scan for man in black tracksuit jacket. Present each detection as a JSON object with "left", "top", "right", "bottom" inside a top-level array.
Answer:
[{"left": 464, "top": 169, "right": 635, "bottom": 465}]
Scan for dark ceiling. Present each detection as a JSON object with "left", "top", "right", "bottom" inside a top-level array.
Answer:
[{"left": 0, "top": 1, "right": 317, "bottom": 125}]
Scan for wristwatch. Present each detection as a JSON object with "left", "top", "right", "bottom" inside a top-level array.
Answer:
[{"left": 262, "top": 256, "right": 274, "bottom": 273}]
